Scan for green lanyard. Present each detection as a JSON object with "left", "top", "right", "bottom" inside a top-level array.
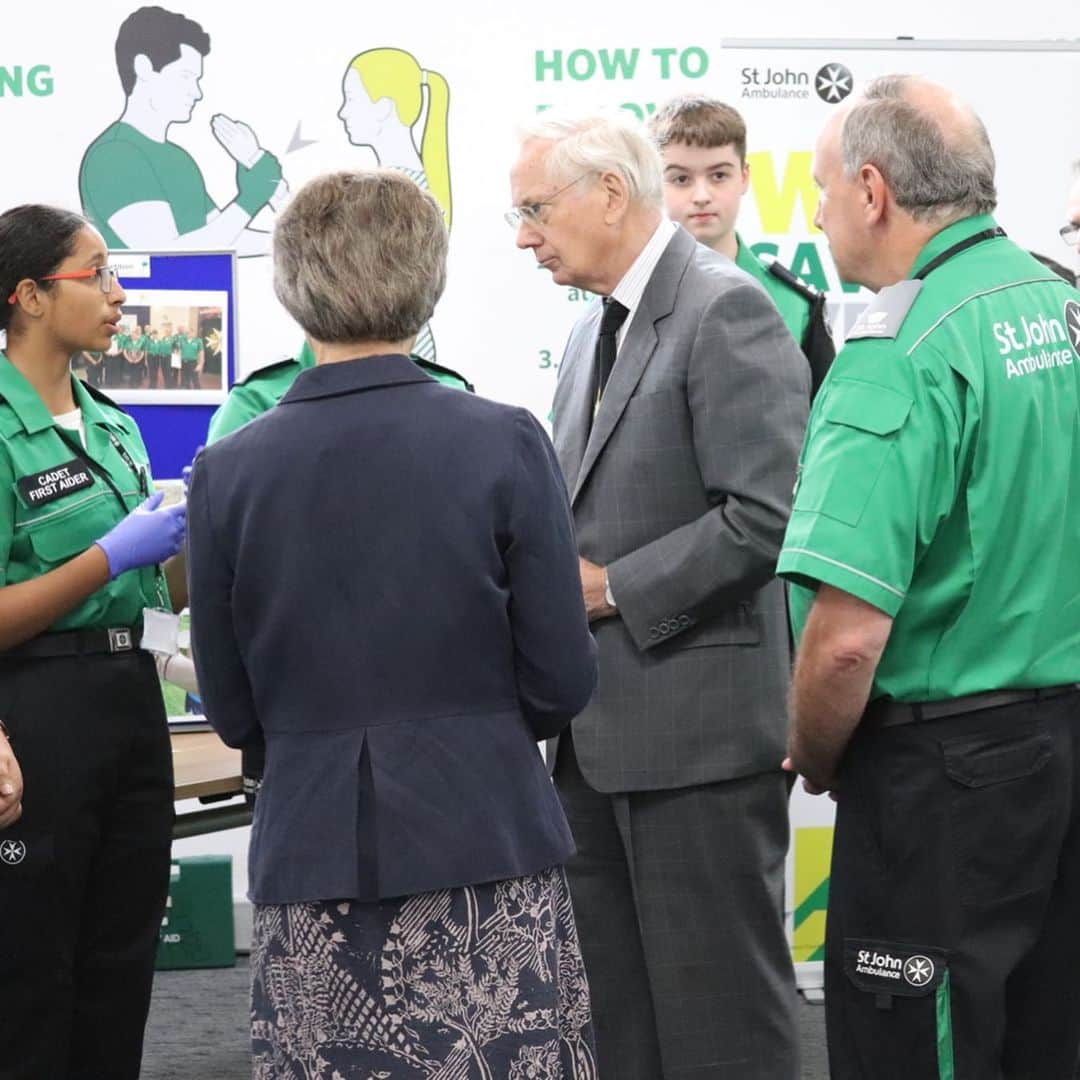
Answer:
[{"left": 54, "top": 427, "right": 170, "bottom": 610}]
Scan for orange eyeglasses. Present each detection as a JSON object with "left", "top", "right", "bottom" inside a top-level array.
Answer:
[{"left": 7, "top": 265, "right": 121, "bottom": 305}]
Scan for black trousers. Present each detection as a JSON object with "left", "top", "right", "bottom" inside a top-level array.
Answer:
[
  {"left": 554, "top": 734, "right": 799, "bottom": 1080},
  {"left": 826, "top": 690, "right": 1080, "bottom": 1080},
  {"left": 125, "top": 360, "right": 146, "bottom": 388},
  {"left": 0, "top": 650, "right": 174, "bottom": 1080}
]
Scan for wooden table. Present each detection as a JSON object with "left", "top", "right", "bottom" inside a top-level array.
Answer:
[{"left": 171, "top": 730, "right": 251, "bottom": 838}]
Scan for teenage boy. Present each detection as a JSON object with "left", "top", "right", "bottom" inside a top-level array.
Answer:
[{"left": 651, "top": 96, "right": 835, "bottom": 394}]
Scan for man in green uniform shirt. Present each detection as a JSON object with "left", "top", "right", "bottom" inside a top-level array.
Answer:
[
  {"left": 778, "top": 75, "right": 1080, "bottom": 1079},
  {"left": 150, "top": 329, "right": 174, "bottom": 389},
  {"left": 176, "top": 328, "right": 203, "bottom": 390},
  {"left": 123, "top": 324, "right": 147, "bottom": 388},
  {"left": 135, "top": 326, "right": 155, "bottom": 388},
  {"left": 651, "top": 96, "right": 835, "bottom": 395},
  {"left": 79, "top": 7, "right": 282, "bottom": 256}
]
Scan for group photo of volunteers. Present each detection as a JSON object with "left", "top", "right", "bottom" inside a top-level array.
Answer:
[{"left": 1, "top": 3, "right": 1078, "bottom": 1079}]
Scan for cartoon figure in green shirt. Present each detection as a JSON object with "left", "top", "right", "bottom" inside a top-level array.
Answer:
[
  {"left": 338, "top": 48, "right": 450, "bottom": 362},
  {"left": 650, "top": 96, "right": 835, "bottom": 396},
  {"left": 79, "top": 7, "right": 285, "bottom": 257}
]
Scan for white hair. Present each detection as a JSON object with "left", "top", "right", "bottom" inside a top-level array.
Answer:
[{"left": 516, "top": 108, "right": 663, "bottom": 206}]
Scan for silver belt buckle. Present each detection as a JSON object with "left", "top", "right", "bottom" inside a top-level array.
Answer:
[{"left": 107, "top": 628, "right": 134, "bottom": 653}]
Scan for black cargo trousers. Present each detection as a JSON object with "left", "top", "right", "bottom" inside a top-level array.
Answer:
[{"left": 825, "top": 689, "right": 1080, "bottom": 1080}]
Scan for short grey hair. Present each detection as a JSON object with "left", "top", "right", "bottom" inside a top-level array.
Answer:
[
  {"left": 841, "top": 74, "right": 997, "bottom": 225},
  {"left": 516, "top": 108, "right": 663, "bottom": 206},
  {"left": 273, "top": 169, "right": 448, "bottom": 344}
]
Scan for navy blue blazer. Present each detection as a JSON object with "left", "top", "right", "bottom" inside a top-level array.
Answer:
[{"left": 187, "top": 354, "right": 597, "bottom": 903}]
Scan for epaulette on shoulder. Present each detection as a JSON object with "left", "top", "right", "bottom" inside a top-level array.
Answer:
[
  {"left": 237, "top": 357, "right": 303, "bottom": 386},
  {"left": 411, "top": 356, "right": 475, "bottom": 392},
  {"left": 763, "top": 257, "right": 822, "bottom": 304},
  {"left": 0, "top": 400, "right": 20, "bottom": 439},
  {"left": 846, "top": 280, "right": 924, "bottom": 342},
  {"left": 82, "top": 382, "right": 130, "bottom": 416}
]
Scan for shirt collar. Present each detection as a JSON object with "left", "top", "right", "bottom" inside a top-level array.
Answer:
[
  {"left": 0, "top": 352, "right": 118, "bottom": 435},
  {"left": 71, "top": 373, "right": 122, "bottom": 431},
  {"left": 281, "top": 353, "right": 433, "bottom": 405},
  {"left": 909, "top": 213, "right": 1000, "bottom": 279},
  {"left": 609, "top": 218, "right": 679, "bottom": 315}
]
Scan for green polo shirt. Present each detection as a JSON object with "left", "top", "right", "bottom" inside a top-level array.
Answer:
[
  {"left": 179, "top": 335, "right": 202, "bottom": 363},
  {"left": 0, "top": 353, "right": 166, "bottom": 630},
  {"left": 206, "top": 342, "right": 474, "bottom": 442},
  {"left": 778, "top": 214, "right": 1080, "bottom": 701},
  {"left": 79, "top": 122, "right": 217, "bottom": 249},
  {"left": 734, "top": 234, "right": 812, "bottom": 346}
]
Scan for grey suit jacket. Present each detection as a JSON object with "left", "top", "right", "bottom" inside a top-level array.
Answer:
[{"left": 552, "top": 226, "right": 810, "bottom": 793}]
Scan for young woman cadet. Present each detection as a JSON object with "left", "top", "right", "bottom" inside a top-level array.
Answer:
[{"left": 0, "top": 204, "right": 187, "bottom": 1080}]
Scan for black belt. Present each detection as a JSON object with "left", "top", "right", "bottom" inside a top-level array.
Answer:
[
  {"left": 0, "top": 627, "right": 139, "bottom": 661},
  {"left": 866, "top": 684, "right": 1079, "bottom": 728}
]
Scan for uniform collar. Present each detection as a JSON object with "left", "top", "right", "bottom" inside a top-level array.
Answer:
[
  {"left": 0, "top": 352, "right": 123, "bottom": 435},
  {"left": 280, "top": 352, "right": 432, "bottom": 405},
  {"left": 71, "top": 374, "right": 125, "bottom": 432},
  {"left": 908, "top": 213, "right": 999, "bottom": 279},
  {"left": 733, "top": 234, "right": 762, "bottom": 274}
]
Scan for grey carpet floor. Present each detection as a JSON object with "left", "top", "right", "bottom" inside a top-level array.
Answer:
[{"left": 142, "top": 957, "right": 830, "bottom": 1078}]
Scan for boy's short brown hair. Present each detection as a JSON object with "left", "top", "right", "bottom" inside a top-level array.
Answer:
[{"left": 648, "top": 97, "right": 747, "bottom": 162}]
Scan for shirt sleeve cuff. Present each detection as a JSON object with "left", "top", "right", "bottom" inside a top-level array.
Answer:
[{"left": 777, "top": 546, "right": 906, "bottom": 617}]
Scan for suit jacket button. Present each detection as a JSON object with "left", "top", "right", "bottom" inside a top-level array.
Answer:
[
  {"left": 649, "top": 626, "right": 659, "bottom": 639},
  {"left": 679, "top": 614, "right": 690, "bottom": 627}
]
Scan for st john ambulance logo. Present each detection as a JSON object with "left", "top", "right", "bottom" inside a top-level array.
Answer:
[
  {"left": 0, "top": 839, "right": 26, "bottom": 865},
  {"left": 1063, "top": 299, "right": 1080, "bottom": 360},
  {"left": 815, "top": 64, "right": 853, "bottom": 103},
  {"left": 903, "top": 955, "right": 934, "bottom": 988}
]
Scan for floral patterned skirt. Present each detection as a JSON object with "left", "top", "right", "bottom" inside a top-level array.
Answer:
[{"left": 251, "top": 864, "right": 597, "bottom": 1079}]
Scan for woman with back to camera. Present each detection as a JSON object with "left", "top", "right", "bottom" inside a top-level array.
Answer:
[
  {"left": 0, "top": 204, "right": 187, "bottom": 1079},
  {"left": 187, "top": 169, "right": 600, "bottom": 1078}
]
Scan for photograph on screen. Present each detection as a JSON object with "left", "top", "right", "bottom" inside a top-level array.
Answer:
[{"left": 77, "top": 284, "right": 231, "bottom": 406}]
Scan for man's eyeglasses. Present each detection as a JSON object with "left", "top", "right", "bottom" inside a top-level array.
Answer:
[
  {"left": 7, "top": 265, "right": 122, "bottom": 305},
  {"left": 505, "top": 174, "right": 591, "bottom": 229},
  {"left": 1059, "top": 223, "right": 1080, "bottom": 247}
]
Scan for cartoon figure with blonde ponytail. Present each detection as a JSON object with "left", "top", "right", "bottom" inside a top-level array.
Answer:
[{"left": 339, "top": 48, "right": 451, "bottom": 361}]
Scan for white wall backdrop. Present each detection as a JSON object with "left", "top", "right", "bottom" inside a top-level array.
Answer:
[{"left": 2, "top": 2, "right": 1078, "bottom": 423}]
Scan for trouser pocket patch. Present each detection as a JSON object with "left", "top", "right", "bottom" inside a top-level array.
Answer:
[{"left": 845, "top": 938, "right": 947, "bottom": 997}]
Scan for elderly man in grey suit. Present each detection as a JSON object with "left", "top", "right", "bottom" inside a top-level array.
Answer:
[{"left": 508, "top": 110, "right": 809, "bottom": 1078}]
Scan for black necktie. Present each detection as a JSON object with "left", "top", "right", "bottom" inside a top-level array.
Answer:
[{"left": 595, "top": 297, "right": 630, "bottom": 402}]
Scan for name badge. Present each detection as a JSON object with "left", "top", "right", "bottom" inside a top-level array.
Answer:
[{"left": 16, "top": 459, "right": 94, "bottom": 507}]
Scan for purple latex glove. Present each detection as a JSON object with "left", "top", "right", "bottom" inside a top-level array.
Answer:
[{"left": 95, "top": 490, "right": 187, "bottom": 579}]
